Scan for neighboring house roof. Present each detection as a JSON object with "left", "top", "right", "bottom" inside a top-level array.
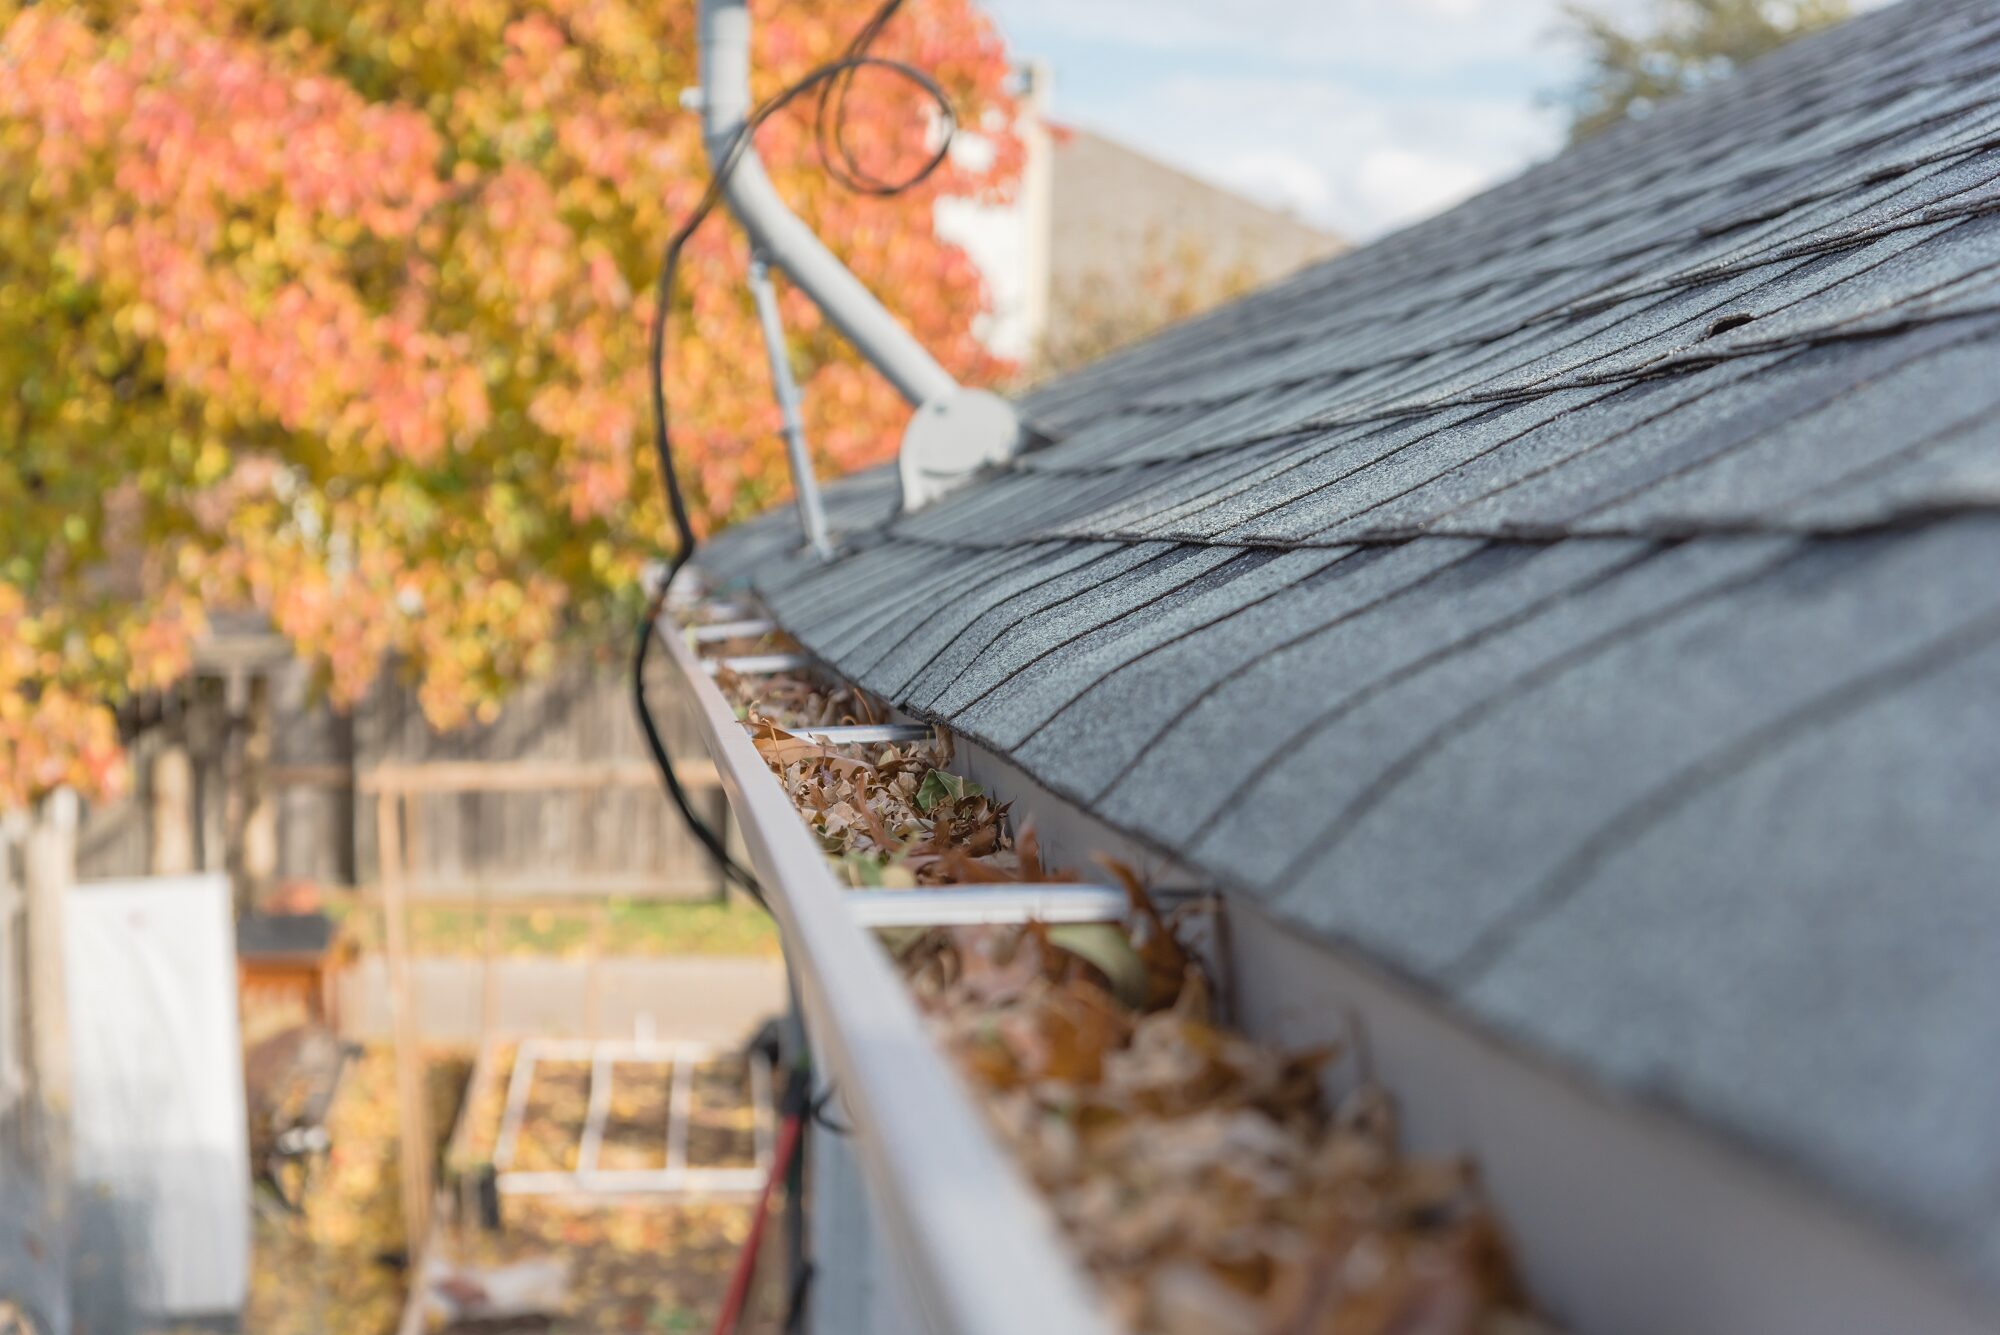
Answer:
[
  {"left": 701, "top": 0, "right": 2000, "bottom": 1296},
  {"left": 1044, "top": 126, "right": 1342, "bottom": 326}
]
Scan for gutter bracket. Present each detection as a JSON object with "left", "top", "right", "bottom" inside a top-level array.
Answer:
[{"left": 697, "top": 0, "right": 1020, "bottom": 523}]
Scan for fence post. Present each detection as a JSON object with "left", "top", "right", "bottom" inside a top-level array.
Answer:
[
  {"left": 23, "top": 790, "right": 77, "bottom": 1172},
  {"left": 242, "top": 673, "right": 277, "bottom": 905},
  {"left": 148, "top": 740, "right": 196, "bottom": 877},
  {"left": 584, "top": 904, "right": 608, "bottom": 1037},
  {"left": 377, "top": 789, "right": 433, "bottom": 1251}
]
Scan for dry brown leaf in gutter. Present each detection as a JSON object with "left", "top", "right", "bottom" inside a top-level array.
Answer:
[
  {"left": 1017, "top": 821, "right": 1047, "bottom": 881},
  {"left": 750, "top": 722, "right": 871, "bottom": 773},
  {"left": 923, "top": 847, "right": 1035, "bottom": 884},
  {"left": 850, "top": 775, "right": 900, "bottom": 850},
  {"left": 906, "top": 923, "right": 1046, "bottom": 1005},
  {"left": 1102, "top": 856, "right": 1196, "bottom": 1011}
]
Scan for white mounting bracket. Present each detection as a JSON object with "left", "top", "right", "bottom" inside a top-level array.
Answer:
[{"left": 898, "top": 388, "right": 1020, "bottom": 510}]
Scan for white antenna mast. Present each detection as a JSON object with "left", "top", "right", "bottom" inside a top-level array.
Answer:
[{"left": 695, "top": 0, "right": 1022, "bottom": 543}]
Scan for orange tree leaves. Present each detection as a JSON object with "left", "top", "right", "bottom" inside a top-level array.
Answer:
[{"left": 0, "top": 0, "right": 1018, "bottom": 803}]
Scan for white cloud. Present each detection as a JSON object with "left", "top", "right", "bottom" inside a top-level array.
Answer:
[
  {"left": 1355, "top": 148, "right": 1494, "bottom": 227},
  {"left": 985, "top": 0, "right": 1575, "bottom": 75},
  {"left": 1224, "top": 148, "right": 1338, "bottom": 222},
  {"left": 1072, "top": 71, "right": 1563, "bottom": 239},
  {"left": 982, "top": 0, "right": 1579, "bottom": 239},
  {"left": 987, "top": 0, "right": 1897, "bottom": 239}
]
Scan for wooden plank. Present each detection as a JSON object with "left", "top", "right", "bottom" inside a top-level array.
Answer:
[
  {"left": 148, "top": 743, "right": 197, "bottom": 875},
  {"left": 357, "top": 759, "right": 717, "bottom": 795},
  {"left": 353, "top": 876, "right": 721, "bottom": 909},
  {"left": 23, "top": 793, "right": 77, "bottom": 1155},
  {"left": 479, "top": 897, "right": 499, "bottom": 1041},
  {"left": 583, "top": 905, "right": 608, "bottom": 1038},
  {"left": 392, "top": 1035, "right": 502, "bottom": 1335},
  {"left": 403, "top": 791, "right": 428, "bottom": 902},
  {"left": 378, "top": 791, "right": 433, "bottom": 1250},
  {"left": 266, "top": 763, "right": 353, "bottom": 788},
  {"left": 576, "top": 1051, "right": 613, "bottom": 1174}
]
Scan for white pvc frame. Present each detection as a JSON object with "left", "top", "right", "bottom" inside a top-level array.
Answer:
[{"left": 490, "top": 1038, "right": 773, "bottom": 1198}]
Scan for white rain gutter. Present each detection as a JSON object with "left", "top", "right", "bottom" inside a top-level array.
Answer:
[{"left": 653, "top": 600, "right": 1117, "bottom": 1335}]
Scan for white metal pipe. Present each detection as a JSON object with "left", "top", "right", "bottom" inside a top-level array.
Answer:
[
  {"left": 666, "top": 1058, "right": 694, "bottom": 1174},
  {"left": 747, "top": 252, "right": 832, "bottom": 558},
  {"left": 701, "top": 652, "right": 814, "bottom": 676},
  {"left": 698, "top": 0, "right": 959, "bottom": 410},
  {"left": 577, "top": 1051, "right": 613, "bottom": 1175},
  {"left": 750, "top": 722, "right": 933, "bottom": 746},
  {"left": 691, "top": 618, "right": 776, "bottom": 643},
  {"left": 845, "top": 885, "right": 1128, "bottom": 929}
]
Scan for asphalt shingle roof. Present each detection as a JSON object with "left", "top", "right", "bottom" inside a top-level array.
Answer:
[{"left": 698, "top": 0, "right": 2000, "bottom": 1297}]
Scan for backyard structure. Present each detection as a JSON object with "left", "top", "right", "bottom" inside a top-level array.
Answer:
[
  {"left": 314, "top": 670, "right": 781, "bottom": 1289},
  {"left": 79, "top": 647, "right": 735, "bottom": 908},
  {"left": 393, "top": 1036, "right": 777, "bottom": 1334},
  {"left": 1, "top": 815, "right": 252, "bottom": 1331},
  {"left": 3, "top": 643, "right": 784, "bottom": 1332}
]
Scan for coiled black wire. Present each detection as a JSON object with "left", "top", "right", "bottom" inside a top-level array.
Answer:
[{"left": 633, "top": 0, "right": 958, "bottom": 904}]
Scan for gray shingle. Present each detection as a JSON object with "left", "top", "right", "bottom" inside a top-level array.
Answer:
[
  {"left": 1265, "top": 521, "right": 2000, "bottom": 971},
  {"left": 857, "top": 541, "right": 1104, "bottom": 692},
  {"left": 956, "top": 548, "right": 1314, "bottom": 750},
  {"left": 900, "top": 542, "right": 1180, "bottom": 707},
  {"left": 922, "top": 545, "right": 1242, "bottom": 718},
  {"left": 1026, "top": 539, "right": 1478, "bottom": 803},
  {"left": 1463, "top": 626, "right": 2000, "bottom": 1283}
]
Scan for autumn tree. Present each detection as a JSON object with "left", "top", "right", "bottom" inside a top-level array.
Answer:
[
  {"left": 0, "top": 0, "right": 1019, "bottom": 806},
  {"left": 1555, "top": 0, "right": 1851, "bottom": 141}
]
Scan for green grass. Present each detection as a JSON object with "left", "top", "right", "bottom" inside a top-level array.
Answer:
[{"left": 331, "top": 895, "right": 781, "bottom": 958}]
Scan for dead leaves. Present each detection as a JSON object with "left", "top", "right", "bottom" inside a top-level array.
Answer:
[
  {"left": 749, "top": 724, "right": 867, "bottom": 774},
  {"left": 741, "top": 708, "right": 1031, "bottom": 884},
  {"left": 719, "top": 635, "right": 1550, "bottom": 1335},
  {"left": 1106, "top": 857, "right": 1193, "bottom": 1012}
]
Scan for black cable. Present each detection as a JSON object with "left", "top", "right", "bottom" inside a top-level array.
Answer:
[
  {"left": 781, "top": 1261, "right": 815, "bottom": 1334},
  {"left": 806, "top": 1081, "right": 851, "bottom": 1137},
  {"left": 633, "top": 0, "right": 959, "bottom": 902},
  {"left": 633, "top": 591, "right": 761, "bottom": 897}
]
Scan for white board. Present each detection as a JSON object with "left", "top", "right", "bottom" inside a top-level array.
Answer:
[{"left": 63, "top": 873, "right": 249, "bottom": 1318}]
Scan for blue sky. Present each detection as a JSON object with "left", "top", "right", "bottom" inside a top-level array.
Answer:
[{"left": 978, "top": 0, "right": 1600, "bottom": 241}]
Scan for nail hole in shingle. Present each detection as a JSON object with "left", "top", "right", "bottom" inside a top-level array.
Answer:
[{"left": 1705, "top": 312, "right": 1756, "bottom": 338}]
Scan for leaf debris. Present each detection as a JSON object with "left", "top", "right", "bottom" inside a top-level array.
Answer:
[{"left": 713, "top": 631, "right": 1556, "bottom": 1335}]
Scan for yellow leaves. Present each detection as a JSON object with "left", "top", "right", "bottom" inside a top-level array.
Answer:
[
  {"left": 241, "top": 1045, "right": 413, "bottom": 1335},
  {"left": 193, "top": 436, "right": 232, "bottom": 485}
]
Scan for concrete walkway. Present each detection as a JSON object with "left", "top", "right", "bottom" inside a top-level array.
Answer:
[{"left": 338, "top": 954, "right": 787, "bottom": 1046}]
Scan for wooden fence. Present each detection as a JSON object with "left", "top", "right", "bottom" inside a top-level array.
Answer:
[{"left": 76, "top": 644, "right": 729, "bottom": 910}]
